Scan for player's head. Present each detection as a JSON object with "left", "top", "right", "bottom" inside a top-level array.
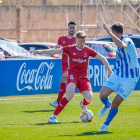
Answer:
[
  {"left": 76, "top": 31, "right": 87, "bottom": 48},
  {"left": 111, "top": 22, "right": 124, "bottom": 38},
  {"left": 68, "top": 21, "right": 76, "bottom": 36}
]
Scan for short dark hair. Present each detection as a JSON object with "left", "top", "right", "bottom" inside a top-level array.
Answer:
[
  {"left": 68, "top": 21, "right": 76, "bottom": 26},
  {"left": 111, "top": 22, "right": 124, "bottom": 34},
  {"left": 76, "top": 31, "right": 87, "bottom": 38}
]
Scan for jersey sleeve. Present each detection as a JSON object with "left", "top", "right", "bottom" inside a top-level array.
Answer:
[
  {"left": 124, "top": 38, "right": 135, "bottom": 48},
  {"left": 88, "top": 47, "right": 98, "bottom": 58},
  {"left": 62, "top": 46, "right": 70, "bottom": 55}
]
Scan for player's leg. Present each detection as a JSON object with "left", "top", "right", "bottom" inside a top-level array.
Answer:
[
  {"left": 57, "top": 72, "right": 67, "bottom": 100},
  {"left": 103, "top": 94, "right": 123, "bottom": 125},
  {"left": 49, "top": 72, "right": 67, "bottom": 107},
  {"left": 48, "top": 82, "right": 76, "bottom": 123},
  {"left": 78, "top": 78, "right": 92, "bottom": 110},
  {"left": 80, "top": 90, "right": 93, "bottom": 110},
  {"left": 99, "top": 77, "right": 138, "bottom": 131},
  {"left": 98, "top": 87, "right": 113, "bottom": 117},
  {"left": 98, "top": 73, "right": 119, "bottom": 118},
  {"left": 99, "top": 94, "right": 123, "bottom": 131}
]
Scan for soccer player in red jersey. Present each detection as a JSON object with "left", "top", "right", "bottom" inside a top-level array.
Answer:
[
  {"left": 49, "top": 21, "right": 76, "bottom": 107},
  {"left": 34, "top": 31, "right": 113, "bottom": 123}
]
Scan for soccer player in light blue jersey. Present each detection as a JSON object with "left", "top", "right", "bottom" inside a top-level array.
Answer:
[{"left": 98, "top": 22, "right": 139, "bottom": 131}]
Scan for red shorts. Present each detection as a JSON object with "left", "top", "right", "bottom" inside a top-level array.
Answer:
[
  {"left": 62, "top": 65, "right": 69, "bottom": 73},
  {"left": 67, "top": 74, "right": 92, "bottom": 93}
]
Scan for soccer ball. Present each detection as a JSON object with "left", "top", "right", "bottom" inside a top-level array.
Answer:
[{"left": 80, "top": 110, "right": 93, "bottom": 122}]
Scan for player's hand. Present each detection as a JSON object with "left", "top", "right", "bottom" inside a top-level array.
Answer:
[
  {"left": 108, "top": 69, "right": 113, "bottom": 76},
  {"left": 34, "top": 50, "right": 42, "bottom": 55},
  {"left": 103, "top": 24, "right": 111, "bottom": 34}
]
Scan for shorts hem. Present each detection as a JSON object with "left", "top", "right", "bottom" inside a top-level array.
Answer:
[
  {"left": 80, "top": 89, "right": 92, "bottom": 93},
  {"left": 117, "top": 93, "right": 125, "bottom": 100}
]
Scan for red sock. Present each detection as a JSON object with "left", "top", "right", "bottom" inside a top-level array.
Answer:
[
  {"left": 57, "top": 83, "right": 66, "bottom": 101},
  {"left": 83, "top": 98, "right": 90, "bottom": 106},
  {"left": 54, "top": 97, "right": 69, "bottom": 115}
]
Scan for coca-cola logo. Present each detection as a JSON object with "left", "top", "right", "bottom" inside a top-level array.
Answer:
[{"left": 17, "top": 62, "right": 55, "bottom": 91}]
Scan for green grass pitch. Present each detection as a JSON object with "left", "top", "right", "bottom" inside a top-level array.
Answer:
[{"left": 0, "top": 91, "right": 140, "bottom": 140}]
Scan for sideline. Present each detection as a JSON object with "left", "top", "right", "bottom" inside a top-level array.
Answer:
[{"left": 0, "top": 91, "right": 139, "bottom": 101}]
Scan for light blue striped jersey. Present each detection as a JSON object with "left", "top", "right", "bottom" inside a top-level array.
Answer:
[{"left": 114, "top": 36, "right": 139, "bottom": 78}]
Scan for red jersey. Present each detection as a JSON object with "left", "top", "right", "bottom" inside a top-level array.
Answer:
[
  {"left": 62, "top": 45, "right": 98, "bottom": 77},
  {"left": 57, "top": 35, "right": 76, "bottom": 69}
]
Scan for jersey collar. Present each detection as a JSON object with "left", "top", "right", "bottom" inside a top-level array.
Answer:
[
  {"left": 67, "top": 35, "right": 75, "bottom": 39},
  {"left": 76, "top": 45, "right": 84, "bottom": 51}
]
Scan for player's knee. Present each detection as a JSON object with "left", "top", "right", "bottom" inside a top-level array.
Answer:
[
  {"left": 61, "top": 73, "right": 67, "bottom": 83},
  {"left": 86, "top": 93, "right": 93, "bottom": 102},
  {"left": 89, "top": 93, "right": 93, "bottom": 100},
  {"left": 99, "top": 92, "right": 107, "bottom": 99},
  {"left": 99, "top": 87, "right": 108, "bottom": 99},
  {"left": 65, "top": 91, "right": 74, "bottom": 101},
  {"left": 66, "top": 83, "right": 75, "bottom": 101}
]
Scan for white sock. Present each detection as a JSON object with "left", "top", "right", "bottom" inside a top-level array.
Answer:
[
  {"left": 81, "top": 101, "right": 84, "bottom": 107},
  {"left": 51, "top": 114, "right": 57, "bottom": 118}
]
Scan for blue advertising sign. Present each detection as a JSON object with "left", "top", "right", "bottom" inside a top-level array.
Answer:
[
  {"left": 0, "top": 60, "right": 62, "bottom": 96},
  {"left": 0, "top": 58, "right": 140, "bottom": 96}
]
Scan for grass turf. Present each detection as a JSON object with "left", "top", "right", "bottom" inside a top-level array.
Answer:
[{"left": 0, "top": 91, "right": 140, "bottom": 140}]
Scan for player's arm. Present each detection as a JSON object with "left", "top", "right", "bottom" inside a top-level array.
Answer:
[
  {"left": 34, "top": 48, "right": 62, "bottom": 55},
  {"left": 95, "top": 53, "right": 113, "bottom": 75},
  {"left": 103, "top": 24, "right": 127, "bottom": 49},
  {"left": 55, "top": 37, "right": 62, "bottom": 49},
  {"left": 55, "top": 44, "right": 62, "bottom": 49}
]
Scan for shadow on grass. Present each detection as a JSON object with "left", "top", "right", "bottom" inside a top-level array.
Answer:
[
  {"left": 36, "top": 122, "right": 59, "bottom": 125},
  {"left": 59, "top": 131, "right": 113, "bottom": 137},
  {"left": 76, "top": 131, "right": 113, "bottom": 136},
  {"left": 62, "top": 121, "right": 82, "bottom": 124},
  {"left": 35, "top": 121, "right": 82, "bottom": 125},
  {"left": 22, "top": 110, "right": 54, "bottom": 113}
]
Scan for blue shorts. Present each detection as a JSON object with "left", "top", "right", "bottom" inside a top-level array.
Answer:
[{"left": 103, "top": 73, "right": 139, "bottom": 100}]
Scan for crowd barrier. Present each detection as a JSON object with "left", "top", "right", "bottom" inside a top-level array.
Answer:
[{"left": 0, "top": 58, "right": 140, "bottom": 96}]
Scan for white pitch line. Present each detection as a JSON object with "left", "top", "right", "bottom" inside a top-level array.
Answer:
[
  {"left": 0, "top": 92, "right": 139, "bottom": 101},
  {"left": 0, "top": 93, "right": 100, "bottom": 101}
]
